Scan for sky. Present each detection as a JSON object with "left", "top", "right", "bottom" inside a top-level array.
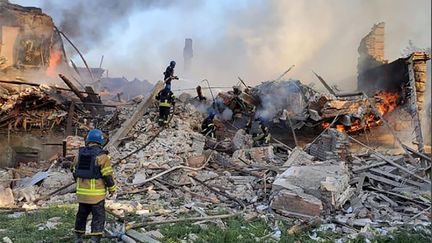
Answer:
[{"left": 12, "top": 0, "right": 432, "bottom": 91}]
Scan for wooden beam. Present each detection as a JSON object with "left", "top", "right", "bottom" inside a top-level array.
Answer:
[
  {"left": 59, "top": 74, "right": 98, "bottom": 115},
  {"left": 312, "top": 71, "right": 337, "bottom": 96},
  {"left": 59, "top": 74, "right": 86, "bottom": 101},
  {"left": 105, "top": 81, "right": 164, "bottom": 151},
  {"left": 0, "top": 80, "right": 97, "bottom": 95},
  {"left": 84, "top": 86, "right": 105, "bottom": 115}
]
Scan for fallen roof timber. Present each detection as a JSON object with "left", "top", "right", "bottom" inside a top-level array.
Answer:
[{"left": 105, "top": 80, "right": 164, "bottom": 152}]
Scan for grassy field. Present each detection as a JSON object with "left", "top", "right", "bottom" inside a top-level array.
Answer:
[{"left": 0, "top": 205, "right": 430, "bottom": 243}]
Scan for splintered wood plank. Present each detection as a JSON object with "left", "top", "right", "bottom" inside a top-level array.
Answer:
[{"left": 105, "top": 80, "right": 164, "bottom": 151}]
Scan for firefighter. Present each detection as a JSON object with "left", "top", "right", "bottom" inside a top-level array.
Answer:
[
  {"left": 163, "top": 61, "right": 179, "bottom": 85},
  {"left": 253, "top": 120, "right": 271, "bottom": 146},
  {"left": 195, "top": 85, "right": 207, "bottom": 101},
  {"left": 201, "top": 112, "right": 216, "bottom": 139},
  {"left": 231, "top": 86, "right": 246, "bottom": 119},
  {"left": 156, "top": 84, "right": 175, "bottom": 126},
  {"left": 73, "top": 129, "right": 116, "bottom": 243}
]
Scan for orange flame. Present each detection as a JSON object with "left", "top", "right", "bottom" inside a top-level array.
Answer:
[
  {"left": 336, "top": 124, "right": 345, "bottom": 132},
  {"left": 321, "top": 122, "right": 330, "bottom": 129},
  {"left": 375, "top": 91, "right": 398, "bottom": 115},
  {"left": 320, "top": 91, "right": 398, "bottom": 134},
  {"left": 46, "top": 50, "right": 62, "bottom": 77}
]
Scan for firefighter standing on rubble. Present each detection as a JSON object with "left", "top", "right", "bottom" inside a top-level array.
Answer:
[
  {"left": 156, "top": 84, "right": 175, "bottom": 126},
  {"left": 253, "top": 119, "right": 271, "bottom": 146},
  {"left": 73, "top": 129, "right": 116, "bottom": 243},
  {"left": 231, "top": 86, "right": 246, "bottom": 119},
  {"left": 164, "top": 61, "right": 179, "bottom": 85},
  {"left": 201, "top": 112, "right": 216, "bottom": 139}
]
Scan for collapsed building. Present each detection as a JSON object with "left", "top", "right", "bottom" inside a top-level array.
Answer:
[
  {"left": 0, "top": 1, "right": 154, "bottom": 167},
  {"left": 0, "top": 1, "right": 430, "bottom": 241},
  {"left": 210, "top": 22, "right": 430, "bottom": 150}
]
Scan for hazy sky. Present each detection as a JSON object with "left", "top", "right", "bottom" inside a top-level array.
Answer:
[{"left": 13, "top": 0, "right": 432, "bottom": 90}]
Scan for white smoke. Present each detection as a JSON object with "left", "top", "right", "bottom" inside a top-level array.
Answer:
[
  {"left": 12, "top": 0, "right": 431, "bottom": 90},
  {"left": 221, "top": 108, "right": 233, "bottom": 121},
  {"left": 254, "top": 80, "right": 310, "bottom": 121}
]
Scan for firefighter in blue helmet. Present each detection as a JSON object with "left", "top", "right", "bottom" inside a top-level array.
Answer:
[
  {"left": 201, "top": 111, "right": 216, "bottom": 139},
  {"left": 155, "top": 84, "right": 175, "bottom": 126},
  {"left": 163, "top": 61, "right": 179, "bottom": 85},
  {"left": 253, "top": 119, "right": 271, "bottom": 146},
  {"left": 73, "top": 129, "right": 116, "bottom": 243}
]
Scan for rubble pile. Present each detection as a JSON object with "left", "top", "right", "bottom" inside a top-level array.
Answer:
[
  {"left": 0, "top": 91, "right": 430, "bottom": 241},
  {"left": 110, "top": 101, "right": 278, "bottom": 209},
  {"left": 0, "top": 161, "right": 75, "bottom": 208},
  {"left": 109, "top": 100, "right": 430, "bottom": 238},
  {"left": 215, "top": 79, "right": 399, "bottom": 135},
  {"left": 270, "top": 130, "right": 430, "bottom": 240},
  {"left": 0, "top": 84, "right": 95, "bottom": 131}
]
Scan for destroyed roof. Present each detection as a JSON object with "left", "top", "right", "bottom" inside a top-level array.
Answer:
[{"left": 0, "top": 0, "right": 45, "bottom": 14}]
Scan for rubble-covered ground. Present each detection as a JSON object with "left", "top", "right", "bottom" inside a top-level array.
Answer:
[{"left": 0, "top": 97, "right": 430, "bottom": 242}]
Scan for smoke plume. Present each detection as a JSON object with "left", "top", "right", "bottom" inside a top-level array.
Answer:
[{"left": 13, "top": 0, "right": 431, "bottom": 91}]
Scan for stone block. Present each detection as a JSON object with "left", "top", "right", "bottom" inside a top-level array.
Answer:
[
  {"left": 271, "top": 189, "right": 323, "bottom": 217},
  {"left": 283, "top": 147, "right": 314, "bottom": 167},
  {"left": 232, "top": 129, "right": 253, "bottom": 151},
  {"left": 273, "top": 162, "right": 348, "bottom": 199},
  {"left": 232, "top": 146, "right": 274, "bottom": 164},
  {"left": 0, "top": 186, "right": 15, "bottom": 207},
  {"left": 187, "top": 155, "right": 206, "bottom": 168}
]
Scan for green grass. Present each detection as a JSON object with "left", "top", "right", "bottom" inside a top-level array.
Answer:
[
  {"left": 0, "top": 206, "right": 430, "bottom": 243},
  {"left": 0, "top": 205, "right": 77, "bottom": 243},
  {"left": 154, "top": 216, "right": 274, "bottom": 243}
]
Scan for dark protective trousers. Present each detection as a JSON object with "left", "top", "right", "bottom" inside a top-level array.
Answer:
[
  {"left": 75, "top": 200, "right": 105, "bottom": 235},
  {"left": 159, "top": 106, "right": 170, "bottom": 125}
]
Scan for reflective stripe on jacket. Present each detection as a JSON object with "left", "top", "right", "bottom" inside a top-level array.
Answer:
[
  {"left": 74, "top": 145, "right": 116, "bottom": 204},
  {"left": 159, "top": 100, "right": 172, "bottom": 107}
]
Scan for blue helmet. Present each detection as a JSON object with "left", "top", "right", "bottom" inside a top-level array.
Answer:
[
  {"left": 86, "top": 129, "right": 105, "bottom": 145},
  {"left": 208, "top": 111, "right": 216, "bottom": 119},
  {"left": 170, "top": 61, "right": 176, "bottom": 67},
  {"left": 255, "top": 117, "right": 264, "bottom": 124}
]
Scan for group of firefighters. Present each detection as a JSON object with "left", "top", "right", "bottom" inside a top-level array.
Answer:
[{"left": 72, "top": 61, "right": 271, "bottom": 242}]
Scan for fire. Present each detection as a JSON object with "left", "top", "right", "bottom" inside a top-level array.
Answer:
[
  {"left": 375, "top": 91, "right": 398, "bottom": 115},
  {"left": 321, "top": 122, "right": 330, "bottom": 129},
  {"left": 320, "top": 91, "right": 399, "bottom": 134},
  {"left": 46, "top": 50, "right": 62, "bottom": 77},
  {"left": 336, "top": 124, "right": 345, "bottom": 132}
]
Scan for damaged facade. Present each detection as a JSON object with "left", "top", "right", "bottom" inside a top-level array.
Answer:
[{"left": 0, "top": 0, "right": 65, "bottom": 78}]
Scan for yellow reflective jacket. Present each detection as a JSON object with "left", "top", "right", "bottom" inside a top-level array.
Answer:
[{"left": 74, "top": 145, "right": 116, "bottom": 204}]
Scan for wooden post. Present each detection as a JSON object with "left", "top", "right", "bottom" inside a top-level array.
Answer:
[
  {"left": 59, "top": 74, "right": 97, "bottom": 115},
  {"left": 66, "top": 101, "right": 75, "bottom": 136},
  {"left": 84, "top": 86, "right": 105, "bottom": 115}
]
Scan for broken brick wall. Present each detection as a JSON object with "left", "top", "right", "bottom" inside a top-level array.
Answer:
[
  {"left": 357, "top": 22, "right": 387, "bottom": 83},
  {"left": 357, "top": 22, "right": 430, "bottom": 112},
  {"left": 0, "top": 0, "right": 64, "bottom": 74},
  {"left": 0, "top": 131, "right": 64, "bottom": 168}
]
